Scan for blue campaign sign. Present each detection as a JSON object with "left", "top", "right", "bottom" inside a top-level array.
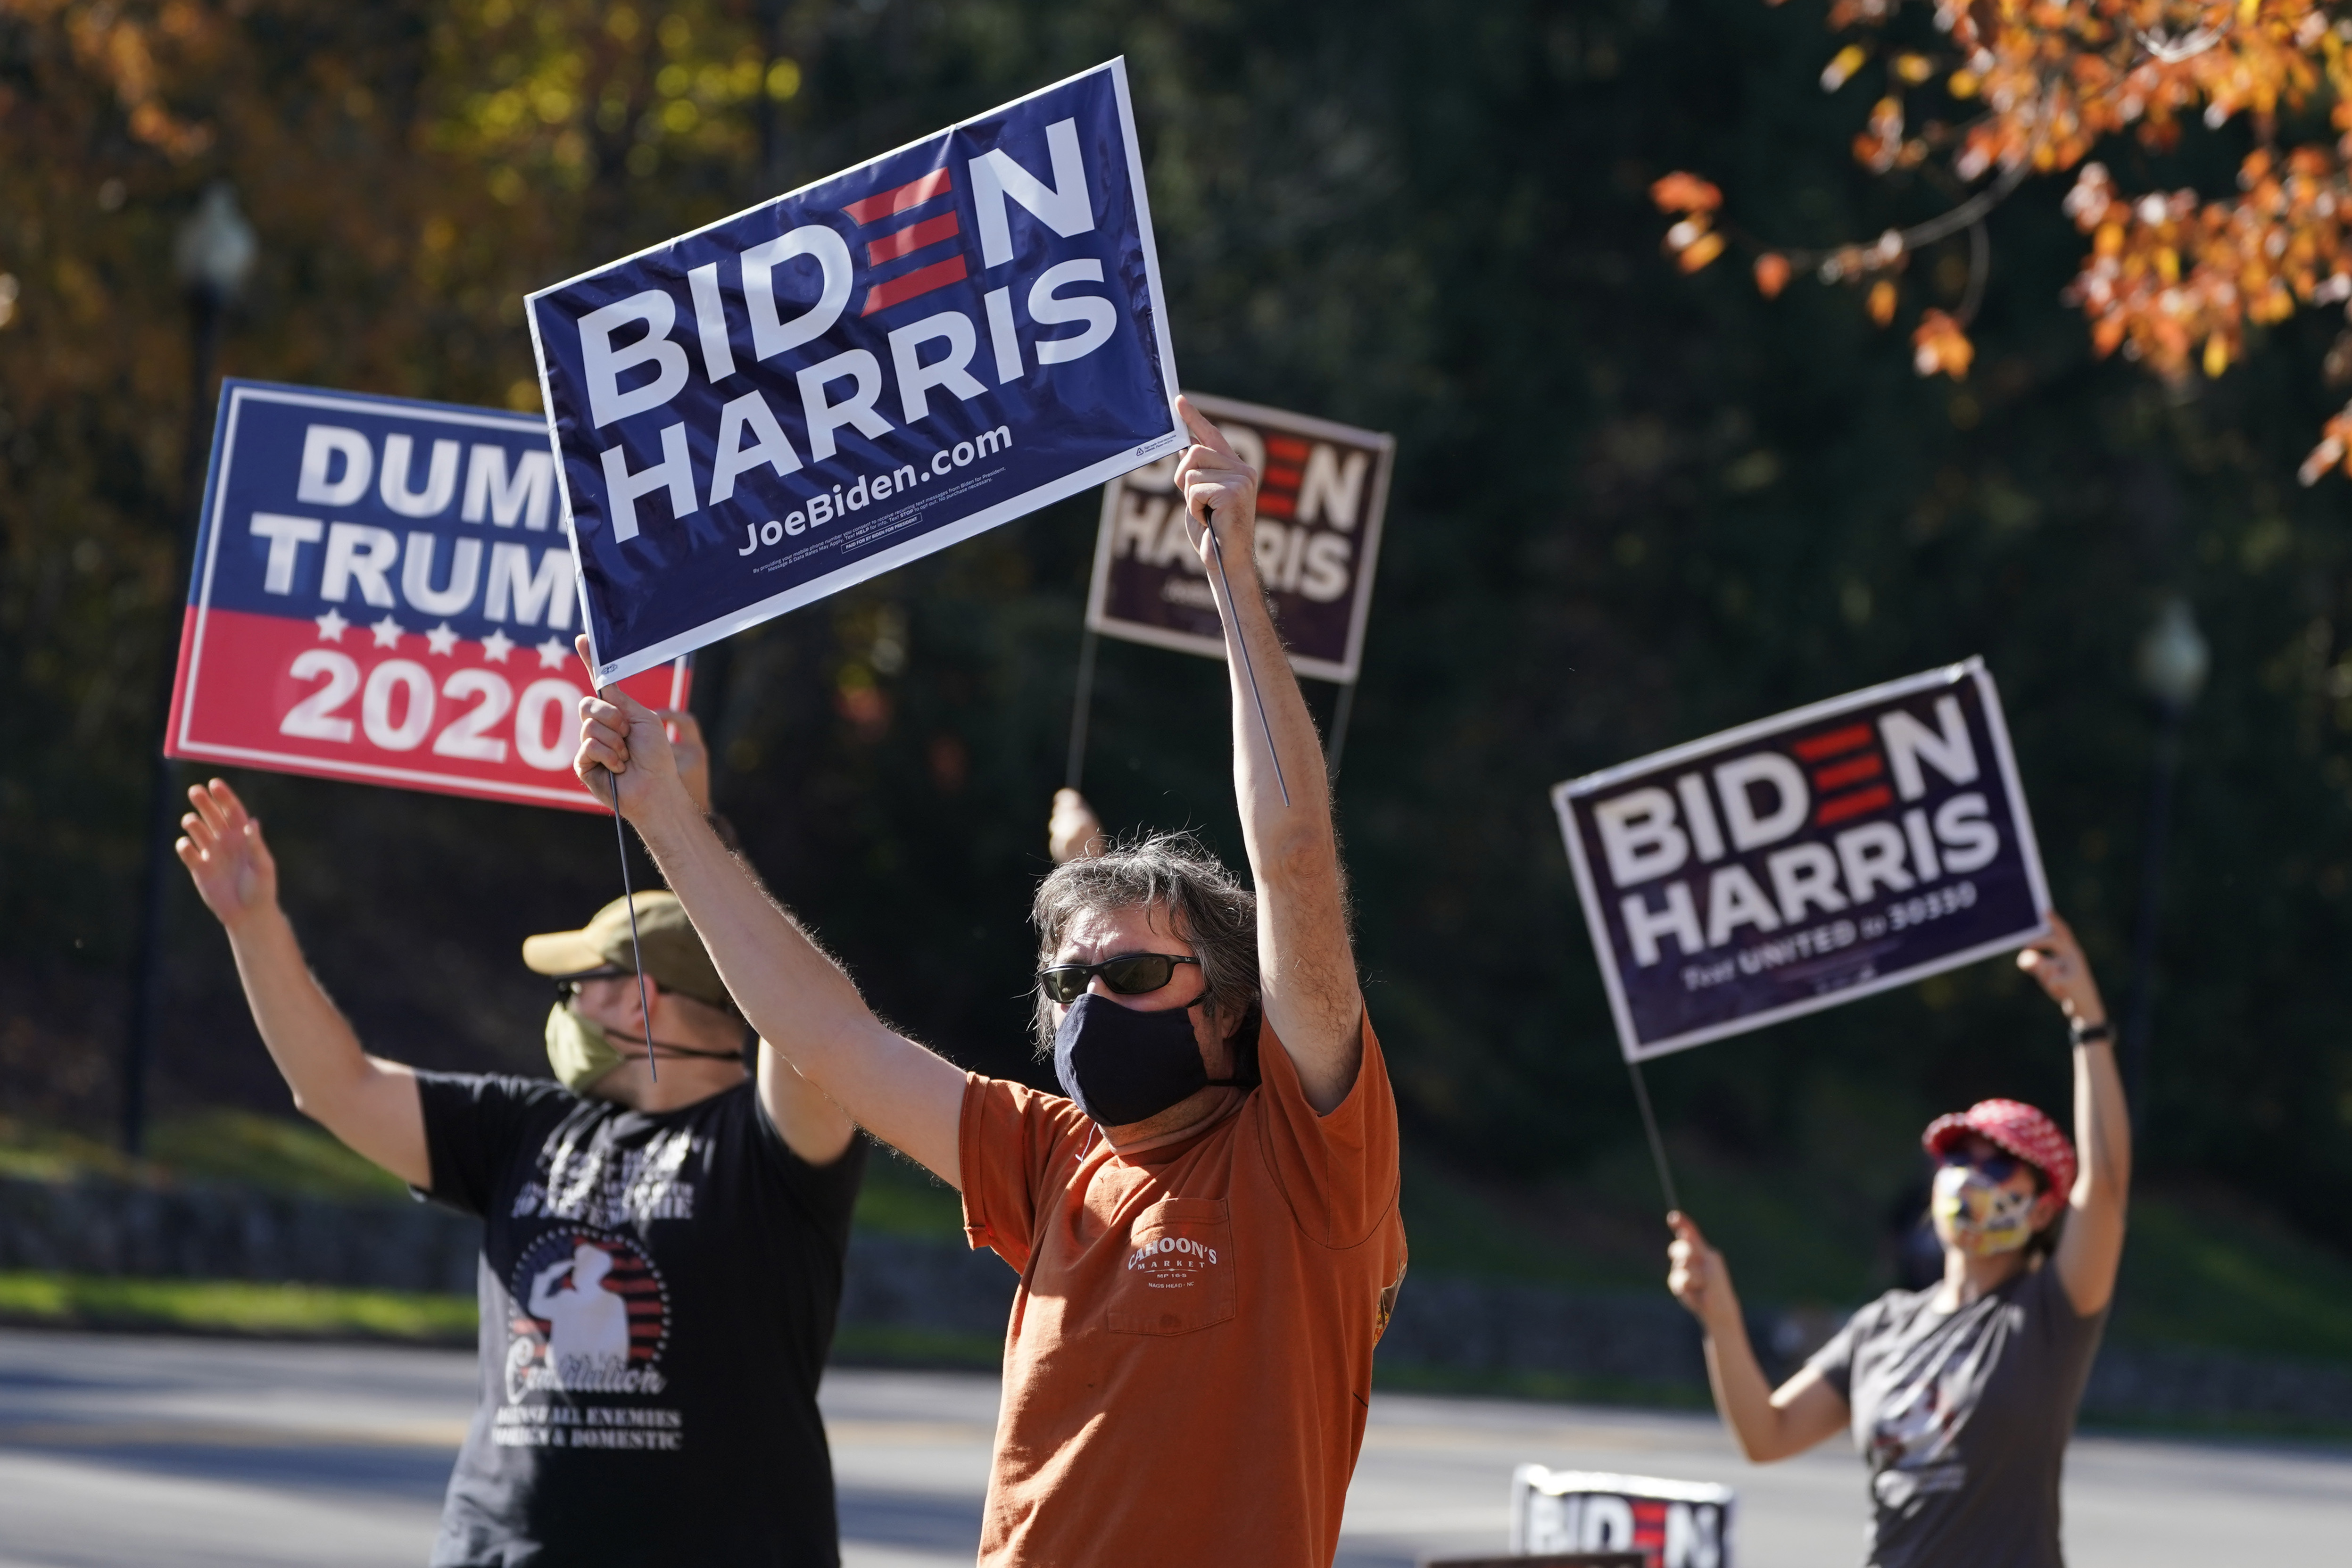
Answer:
[
  {"left": 1552, "top": 660, "right": 2051, "bottom": 1062},
  {"left": 527, "top": 58, "right": 1185, "bottom": 684}
]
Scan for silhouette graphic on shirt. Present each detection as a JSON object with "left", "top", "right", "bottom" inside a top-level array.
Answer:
[{"left": 528, "top": 1241, "right": 631, "bottom": 1385}]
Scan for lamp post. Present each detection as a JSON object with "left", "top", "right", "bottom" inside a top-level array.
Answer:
[
  {"left": 121, "top": 182, "right": 257, "bottom": 1156},
  {"left": 2122, "top": 597, "right": 2210, "bottom": 1137}
]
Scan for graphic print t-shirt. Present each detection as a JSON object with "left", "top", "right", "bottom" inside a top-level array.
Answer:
[
  {"left": 1808, "top": 1261, "right": 2107, "bottom": 1568},
  {"left": 959, "top": 1013, "right": 1408, "bottom": 1568},
  {"left": 414, "top": 1072, "right": 865, "bottom": 1567}
]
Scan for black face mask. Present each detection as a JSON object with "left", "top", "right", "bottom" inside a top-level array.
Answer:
[{"left": 1052, "top": 992, "right": 1239, "bottom": 1127}]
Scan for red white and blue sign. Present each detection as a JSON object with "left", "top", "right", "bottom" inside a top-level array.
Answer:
[
  {"left": 165, "top": 380, "right": 687, "bottom": 813},
  {"left": 527, "top": 57, "right": 1185, "bottom": 685},
  {"left": 1553, "top": 660, "right": 2051, "bottom": 1062},
  {"left": 1512, "top": 1465, "right": 1733, "bottom": 1568}
]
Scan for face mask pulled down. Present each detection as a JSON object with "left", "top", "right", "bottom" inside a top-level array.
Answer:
[
  {"left": 1932, "top": 1162, "right": 2040, "bottom": 1257},
  {"left": 545, "top": 1003, "right": 742, "bottom": 1094},
  {"left": 546, "top": 1003, "right": 629, "bottom": 1093},
  {"left": 1053, "top": 991, "right": 1238, "bottom": 1128}
]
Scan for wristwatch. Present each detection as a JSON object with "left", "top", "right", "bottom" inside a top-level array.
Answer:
[{"left": 2070, "top": 1017, "right": 2115, "bottom": 1046}]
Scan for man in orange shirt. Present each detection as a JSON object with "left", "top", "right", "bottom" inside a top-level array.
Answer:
[{"left": 571, "top": 397, "right": 1407, "bottom": 1567}]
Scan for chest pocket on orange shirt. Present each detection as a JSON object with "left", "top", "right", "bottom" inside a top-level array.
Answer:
[{"left": 1106, "top": 1198, "right": 1235, "bottom": 1336}]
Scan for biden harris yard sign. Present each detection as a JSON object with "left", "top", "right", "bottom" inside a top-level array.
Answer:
[
  {"left": 1085, "top": 394, "right": 1394, "bottom": 684},
  {"left": 528, "top": 58, "right": 1185, "bottom": 686},
  {"left": 164, "top": 380, "right": 688, "bottom": 813},
  {"left": 1553, "top": 660, "right": 2051, "bottom": 1062}
]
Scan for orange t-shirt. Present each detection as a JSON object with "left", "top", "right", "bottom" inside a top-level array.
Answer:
[{"left": 958, "top": 1012, "right": 1408, "bottom": 1568}]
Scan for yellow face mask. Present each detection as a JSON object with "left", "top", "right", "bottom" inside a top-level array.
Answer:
[
  {"left": 1931, "top": 1163, "right": 2037, "bottom": 1257},
  {"left": 545, "top": 1003, "right": 627, "bottom": 1093}
]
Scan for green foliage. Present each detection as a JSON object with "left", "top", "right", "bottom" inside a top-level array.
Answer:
[
  {"left": 2110, "top": 1189, "right": 2352, "bottom": 1362},
  {"left": 852, "top": 1146, "right": 966, "bottom": 1241},
  {"left": 1407, "top": 1141, "right": 2352, "bottom": 1363},
  {"left": 0, "top": 1107, "right": 405, "bottom": 1197},
  {"left": 830, "top": 1322, "right": 1002, "bottom": 1369},
  {"left": 1, "top": 0, "right": 2347, "bottom": 1328},
  {"left": 0, "top": 1270, "right": 476, "bottom": 1341},
  {"left": 145, "top": 1108, "right": 412, "bottom": 1199}
]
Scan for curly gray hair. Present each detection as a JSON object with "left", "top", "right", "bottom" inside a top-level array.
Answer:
[{"left": 1030, "top": 830, "right": 1259, "bottom": 1057}]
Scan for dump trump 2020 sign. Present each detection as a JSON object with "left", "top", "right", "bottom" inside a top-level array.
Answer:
[
  {"left": 528, "top": 58, "right": 1184, "bottom": 685},
  {"left": 165, "top": 380, "right": 688, "bottom": 813},
  {"left": 1553, "top": 660, "right": 2050, "bottom": 1061}
]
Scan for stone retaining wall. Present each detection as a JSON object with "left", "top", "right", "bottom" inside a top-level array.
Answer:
[
  {"left": 0, "top": 1173, "right": 478, "bottom": 1294},
  {"left": 6, "top": 1175, "right": 2346, "bottom": 1425}
]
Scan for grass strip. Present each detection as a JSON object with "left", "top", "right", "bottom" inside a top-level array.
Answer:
[{"left": 0, "top": 1271, "right": 475, "bottom": 1343}]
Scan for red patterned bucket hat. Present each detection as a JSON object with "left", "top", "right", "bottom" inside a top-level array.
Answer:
[{"left": 1922, "top": 1098, "right": 2076, "bottom": 1196}]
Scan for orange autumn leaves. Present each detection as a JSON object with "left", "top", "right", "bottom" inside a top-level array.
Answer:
[
  {"left": 1652, "top": 0, "right": 2352, "bottom": 481},
  {"left": 1654, "top": 172, "right": 1727, "bottom": 272}
]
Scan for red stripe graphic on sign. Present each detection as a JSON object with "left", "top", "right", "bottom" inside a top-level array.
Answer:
[
  {"left": 1264, "top": 435, "right": 1310, "bottom": 461},
  {"left": 867, "top": 212, "right": 961, "bottom": 265},
  {"left": 1815, "top": 784, "right": 1894, "bottom": 824},
  {"left": 1794, "top": 723, "right": 1873, "bottom": 761},
  {"left": 860, "top": 254, "right": 969, "bottom": 315},
  {"left": 1812, "top": 752, "right": 1885, "bottom": 790},
  {"left": 1257, "top": 493, "right": 1296, "bottom": 518},
  {"left": 1633, "top": 1497, "right": 1668, "bottom": 1556},
  {"left": 843, "top": 166, "right": 952, "bottom": 225}
]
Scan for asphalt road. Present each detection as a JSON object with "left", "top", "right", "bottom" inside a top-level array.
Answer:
[{"left": 2, "top": 1329, "right": 2346, "bottom": 1567}]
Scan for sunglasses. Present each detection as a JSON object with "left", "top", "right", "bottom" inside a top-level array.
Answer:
[
  {"left": 552, "top": 968, "right": 632, "bottom": 1002},
  {"left": 1941, "top": 1146, "right": 2022, "bottom": 1183},
  {"left": 1036, "top": 953, "right": 1201, "bottom": 1006}
]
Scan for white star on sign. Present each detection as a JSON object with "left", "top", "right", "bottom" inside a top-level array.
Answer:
[
  {"left": 425, "top": 622, "right": 460, "bottom": 656},
  {"left": 480, "top": 629, "right": 515, "bottom": 663},
  {"left": 314, "top": 608, "right": 349, "bottom": 643},
  {"left": 369, "top": 615, "right": 404, "bottom": 649},
  {"left": 535, "top": 636, "right": 571, "bottom": 669}
]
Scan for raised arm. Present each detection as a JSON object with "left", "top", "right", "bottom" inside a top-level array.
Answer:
[
  {"left": 1667, "top": 1212, "right": 1851, "bottom": 1462},
  {"left": 573, "top": 641, "right": 967, "bottom": 1186},
  {"left": 174, "top": 780, "right": 428, "bottom": 1187},
  {"left": 1173, "top": 397, "right": 1363, "bottom": 1112},
  {"left": 2018, "top": 913, "right": 2131, "bottom": 1315}
]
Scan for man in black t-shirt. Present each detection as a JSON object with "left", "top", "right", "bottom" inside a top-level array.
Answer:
[{"left": 174, "top": 774, "right": 863, "bottom": 1567}]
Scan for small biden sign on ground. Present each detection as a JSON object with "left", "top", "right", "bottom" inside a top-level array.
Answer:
[
  {"left": 1553, "top": 660, "right": 2050, "bottom": 1062},
  {"left": 1511, "top": 1465, "right": 1733, "bottom": 1568},
  {"left": 528, "top": 58, "right": 1184, "bottom": 685}
]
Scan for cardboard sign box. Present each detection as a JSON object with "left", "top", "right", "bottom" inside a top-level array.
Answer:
[
  {"left": 527, "top": 58, "right": 1184, "bottom": 686},
  {"left": 1552, "top": 659, "right": 2050, "bottom": 1061},
  {"left": 166, "top": 381, "right": 686, "bottom": 813},
  {"left": 1084, "top": 393, "right": 1393, "bottom": 683},
  {"left": 1512, "top": 1466, "right": 1735, "bottom": 1568}
]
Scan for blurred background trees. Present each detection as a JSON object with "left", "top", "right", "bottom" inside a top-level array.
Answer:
[{"left": 3, "top": 0, "right": 2348, "bottom": 1294}]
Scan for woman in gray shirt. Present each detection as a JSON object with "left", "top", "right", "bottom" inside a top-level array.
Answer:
[{"left": 1665, "top": 913, "right": 2130, "bottom": 1568}]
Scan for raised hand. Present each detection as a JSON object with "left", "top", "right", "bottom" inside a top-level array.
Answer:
[
  {"left": 573, "top": 635, "right": 689, "bottom": 821},
  {"left": 176, "top": 778, "right": 279, "bottom": 930},
  {"left": 1667, "top": 1211, "right": 1736, "bottom": 1327},
  {"left": 660, "top": 709, "right": 713, "bottom": 816},
  {"left": 1172, "top": 395, "right": 1260, "bottom": 573},
  {"left": 2017, "top": 911, "right": 2106, "bottom": 1027},
  {"left": 1047, "top": 788, "right": 1107, "bottom": 864}
]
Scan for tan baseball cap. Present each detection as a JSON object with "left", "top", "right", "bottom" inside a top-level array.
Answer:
[{"left": 522, "top": 892, "right": 732, "bottom": 1011}]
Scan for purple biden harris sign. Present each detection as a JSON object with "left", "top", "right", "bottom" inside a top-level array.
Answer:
[
  {"left": 1553, "top": 660, "right": 2051, "bottom": 1062},
  {"left": 527, "top": 59, "right": 1185, "bottom": 684}
]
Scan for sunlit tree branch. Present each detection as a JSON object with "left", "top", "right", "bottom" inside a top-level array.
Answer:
[{"left": 1654, "top": 0, "right": 2352, "bottom": 482}]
